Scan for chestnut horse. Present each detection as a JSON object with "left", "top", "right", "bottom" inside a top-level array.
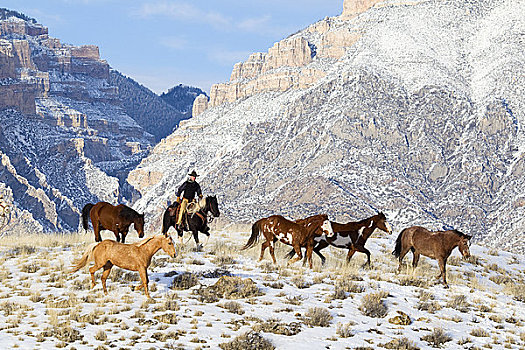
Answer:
[
  {"left": 70, "top": 235, "right": 176, "bottom": 298},
  {"left": 242, "top": 214, "right": 334, "bottom": 269},
  {"left": 393, "top": 226, "right": 472, "bottom": 288},
  {"left": 286, "top": 212, "right": 392, "bottom": 266},
  {"left": 82, "top": 202, "right": 144, "bottom": 243}
]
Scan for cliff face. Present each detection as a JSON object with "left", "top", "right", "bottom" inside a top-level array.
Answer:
[
  {"left": 139, "top": 0, "right": 525, "bottom": 253},
  {"left": 0, "top": 10, "right": 199, "bottom": 233}
]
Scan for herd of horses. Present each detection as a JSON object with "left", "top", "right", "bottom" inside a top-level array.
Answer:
[{"left": 74, "top": 197, "right": 472, "bottom": 297}]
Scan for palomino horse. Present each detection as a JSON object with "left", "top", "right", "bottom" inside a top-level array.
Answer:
[
  {"left": 286, "top": 212, "right": 392, "bottom": 266},
  {"left": 242, "top": 214, "right": 334, "bottom": 269},
  {"left": 161, "top": 196, "right": 220, "bottom": 250},
  {"left": 82, "top": 202, "right": 145, "bottom": 243},
  {"left": 393, "top": 226, "right": 472, "bottom": 288},
  {"left": 70, "top": 235, "right": 176, "bottom": 298}
]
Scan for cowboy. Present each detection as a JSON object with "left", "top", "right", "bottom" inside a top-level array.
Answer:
[{"left": 175, "top": 170, "right": 203, "bottom": 230}]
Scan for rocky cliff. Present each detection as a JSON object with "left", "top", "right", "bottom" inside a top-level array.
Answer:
[
  {"left": 0, "top": 9, "right": 200, "bottom": 233},
  {"left": 137, "top": 0, "right": 525, "bottom": 253}
]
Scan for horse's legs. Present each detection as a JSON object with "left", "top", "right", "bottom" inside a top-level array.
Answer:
[
  {"left": 100, "top": 262, "right": 113, "bottom": 295},
  {"left": 192, "top": 229, "right": 201, "bottom": 251},
  {"left": 354, "top": 245, "right": 371, "bottom": 266},
  {"left": 287, "top": 244, "right": 303, "bottom": 265},
  {"left": 306, "top": 243, "right": 314, "bottom": 269},
  {"left": 121, "top": 231, "right": 128, "bottom": 244},
  {"left": 88, "top": 264, "right": 99, "bottom": 289},
  {"left": 412, "top": 251, "right": 420, "bottom": 269},
  {"left": 346, "top": 247, "right": 357, "bottom": 263},
  {"left": 397, "top": 245, "right": 412, "bottom": 272},
  {"left": 269, "top": 239, "right": 277, "bottom": 264},
  {"left": 259, "top": 240, "right": 270, "bottom": 262},
  {"left": 314, "top": 241, "right": 329, "bottom": 265},
  {"left": 93, "top": 221, "right": 102, "bottom": 242},
  {"left": 437, "top": 257, "right": 448, "bottom": 288},
  {"left": 137, "top": 267, "right": 150, "bottom": 298},
  {"left": 113, "top": 230, "right": 120, "bottom": 243}
]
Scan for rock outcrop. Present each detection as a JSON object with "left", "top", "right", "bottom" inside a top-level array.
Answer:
[
  {"left": 342, "top": 0, "right": 384, "bottom": 18},
  {"left": 192, "top": 94, "right": 209, "bottom": 117},
  {"left": 131, "top": 0, "right": 525, "bottom": 254}
]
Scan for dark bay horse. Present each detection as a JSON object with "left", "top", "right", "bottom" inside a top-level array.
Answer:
[
  {"left": 82, "top": 202, "right": 145, "bottom": 243},
  {"left": 286, "top": 212, "right": 392, "bottom": 266},
  {"left": 161, "top": 196, "right": 220, "bottom": 250},
  {"left": 242, "top": 214, "right": 334, "bottom": 269},
  {"left": 393, "top": 226, "right": 472, "bottom": 288}
]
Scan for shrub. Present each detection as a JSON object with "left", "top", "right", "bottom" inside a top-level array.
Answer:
[
  {"left": 219, "top": 301, "right": 245, "bottom": 315},
  {"left": 336, "top": 322, "right": 354, "bottom": 338},
  {"left": 470, "top": 328, "right": 489, "bottom": 337},
  {"left": 421, "top": 328, "right": 452, "bottom": 348},
  {"left": 446, "top": 295, "right": 470, "bottom": 312},
  {"left": 359, "top": 292, "right": 388, "bottom": 318},
  {"left": 380, "top": 337, "right": 420, "bottom": 350},
  {"left": 252, "top": 318, "right": 302, "bottom": 336},
  {"left": 302, "top": 307, "right": 333, "bottom": 327},
  {"left": 195, "top": 276, "right": 262, "bottom": 303},
  {"left": 170, "top": 272, "right": 199, "bottom": 290},
  {"left": 219, "top": 331, "right": 274, "bottom": 350}
]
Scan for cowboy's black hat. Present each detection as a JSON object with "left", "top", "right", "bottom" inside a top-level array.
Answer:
[{"left": 188, "top": 170, "right": 199, "bottom": 177}]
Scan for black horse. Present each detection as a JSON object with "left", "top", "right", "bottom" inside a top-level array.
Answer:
[{"left": 162, "top": 195, "right": 220, "bottom": 250}]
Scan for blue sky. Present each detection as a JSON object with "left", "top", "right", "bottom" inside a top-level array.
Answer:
[{"left": 3, "top": 0, "right": 342, "bottom": 94}]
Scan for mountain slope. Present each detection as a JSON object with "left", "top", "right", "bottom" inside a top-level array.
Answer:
[
  {"left": 0, "top": 10, "right": 201, "bottom": 232},
  {"left": 129, "top": 0, "right": 525, "bottom": 253},
  {"left": 109, "top": 72, "right": 200, "bottom": 142}
]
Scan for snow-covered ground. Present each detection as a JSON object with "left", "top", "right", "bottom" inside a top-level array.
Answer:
[{"left": 0, "top": 229, "right": 523, "bottom": 349}]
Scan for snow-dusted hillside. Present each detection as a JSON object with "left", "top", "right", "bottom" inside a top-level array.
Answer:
[
  {"left": 0, "top": 230, "right": 523, "bottom": 349},
  {"left": 0, "top": 10, "right": 200, "bottom": 232},
  {"left": 130, "top": 0, "right": 525, "bottom": 253}
]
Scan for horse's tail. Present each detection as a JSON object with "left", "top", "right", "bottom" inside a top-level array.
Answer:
[
  {"left": 242, "top": 220, "right": 262, "bottom": 250},
  {"left": 392, "top": 228, "right": 407, "bottom": 258},
  {"left": 69, "top": 243, "right": 97, "bottom": 273},
  {"left": 81, "top": 203, "right": 94, "bottom": 231}
]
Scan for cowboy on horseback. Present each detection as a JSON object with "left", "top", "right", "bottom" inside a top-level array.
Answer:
[{"left": 175, "top": 170, "right": 203, "bottom": 230}]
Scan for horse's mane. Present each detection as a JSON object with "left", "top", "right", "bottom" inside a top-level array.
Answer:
[
  {"left": 451, "top": 229, "right": 470, "bottom": 238},
  {"left": 119, "top": 205, "right": 140, "bottom": 221},
  {"left": 135, "top": 236, "right": 156, "bottom": 247}
]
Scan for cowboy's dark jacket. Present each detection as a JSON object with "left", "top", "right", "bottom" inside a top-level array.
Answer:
[{"left": 177, "top": 180, "right": 202, "bottom": 201}]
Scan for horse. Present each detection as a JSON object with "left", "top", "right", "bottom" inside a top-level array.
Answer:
[
  {"left": 286, "top": 212, "right": 392, "bottom": 266},
  {"left": 392, "top": 226, "right": 472, "bottom": 288},
  {"left": 82, "top": 202, "right": 145, "bottom": 243},
  {"left": 161, "top": 195, "right": 220, "bottom": 250},
  {"left": 70, "top": 235, "right": 176, "bottom": 298},
  {"left": 242, "top": 214, "right": 334, "bottom": 269}
]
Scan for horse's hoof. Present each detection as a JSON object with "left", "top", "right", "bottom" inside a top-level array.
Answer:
[{"left": 443, "top": 284, "right": 449, "bottom": 289}]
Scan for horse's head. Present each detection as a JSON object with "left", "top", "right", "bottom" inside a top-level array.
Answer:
[
  {"left": 455, "top": 230, "right": 472, "bottom": 259},
  {"left": 376, "top": 212, "right": 392, "bottom": 234},
  {"left": 134, "top": 213, "right": 145, "bottom": 238},
  {"left": 207, "top": 196, "right": 220, "bottom": 217},
  {"left": 321, "top": 219, "right": 335, "bottom": 238},
  {"left": 160, "top": 235, "right": 177, "bottom": 258}
]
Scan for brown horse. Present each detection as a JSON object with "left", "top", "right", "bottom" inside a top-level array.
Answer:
[
  {"left": 70, "top": 235, "right": 176, "bottom": 298},
  {"left": 242, "top": 214, "right": 334, "bottom": 269},
  {"left": 393, "top": 226, "right": 472, "bottom": 288},
  {"left": 82, "top": 202, "right": 145, "bottom": 243},
  {"left": 286, "top": 212, "right": 392, "bottom": 266}
]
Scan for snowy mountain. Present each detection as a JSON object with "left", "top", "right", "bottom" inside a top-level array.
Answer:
[
  {"left": 0, "top": 9, "right": 200, "bottom": 233},
  {"left": 130, "top": 0, "right": 525, "bottom": 253}
]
